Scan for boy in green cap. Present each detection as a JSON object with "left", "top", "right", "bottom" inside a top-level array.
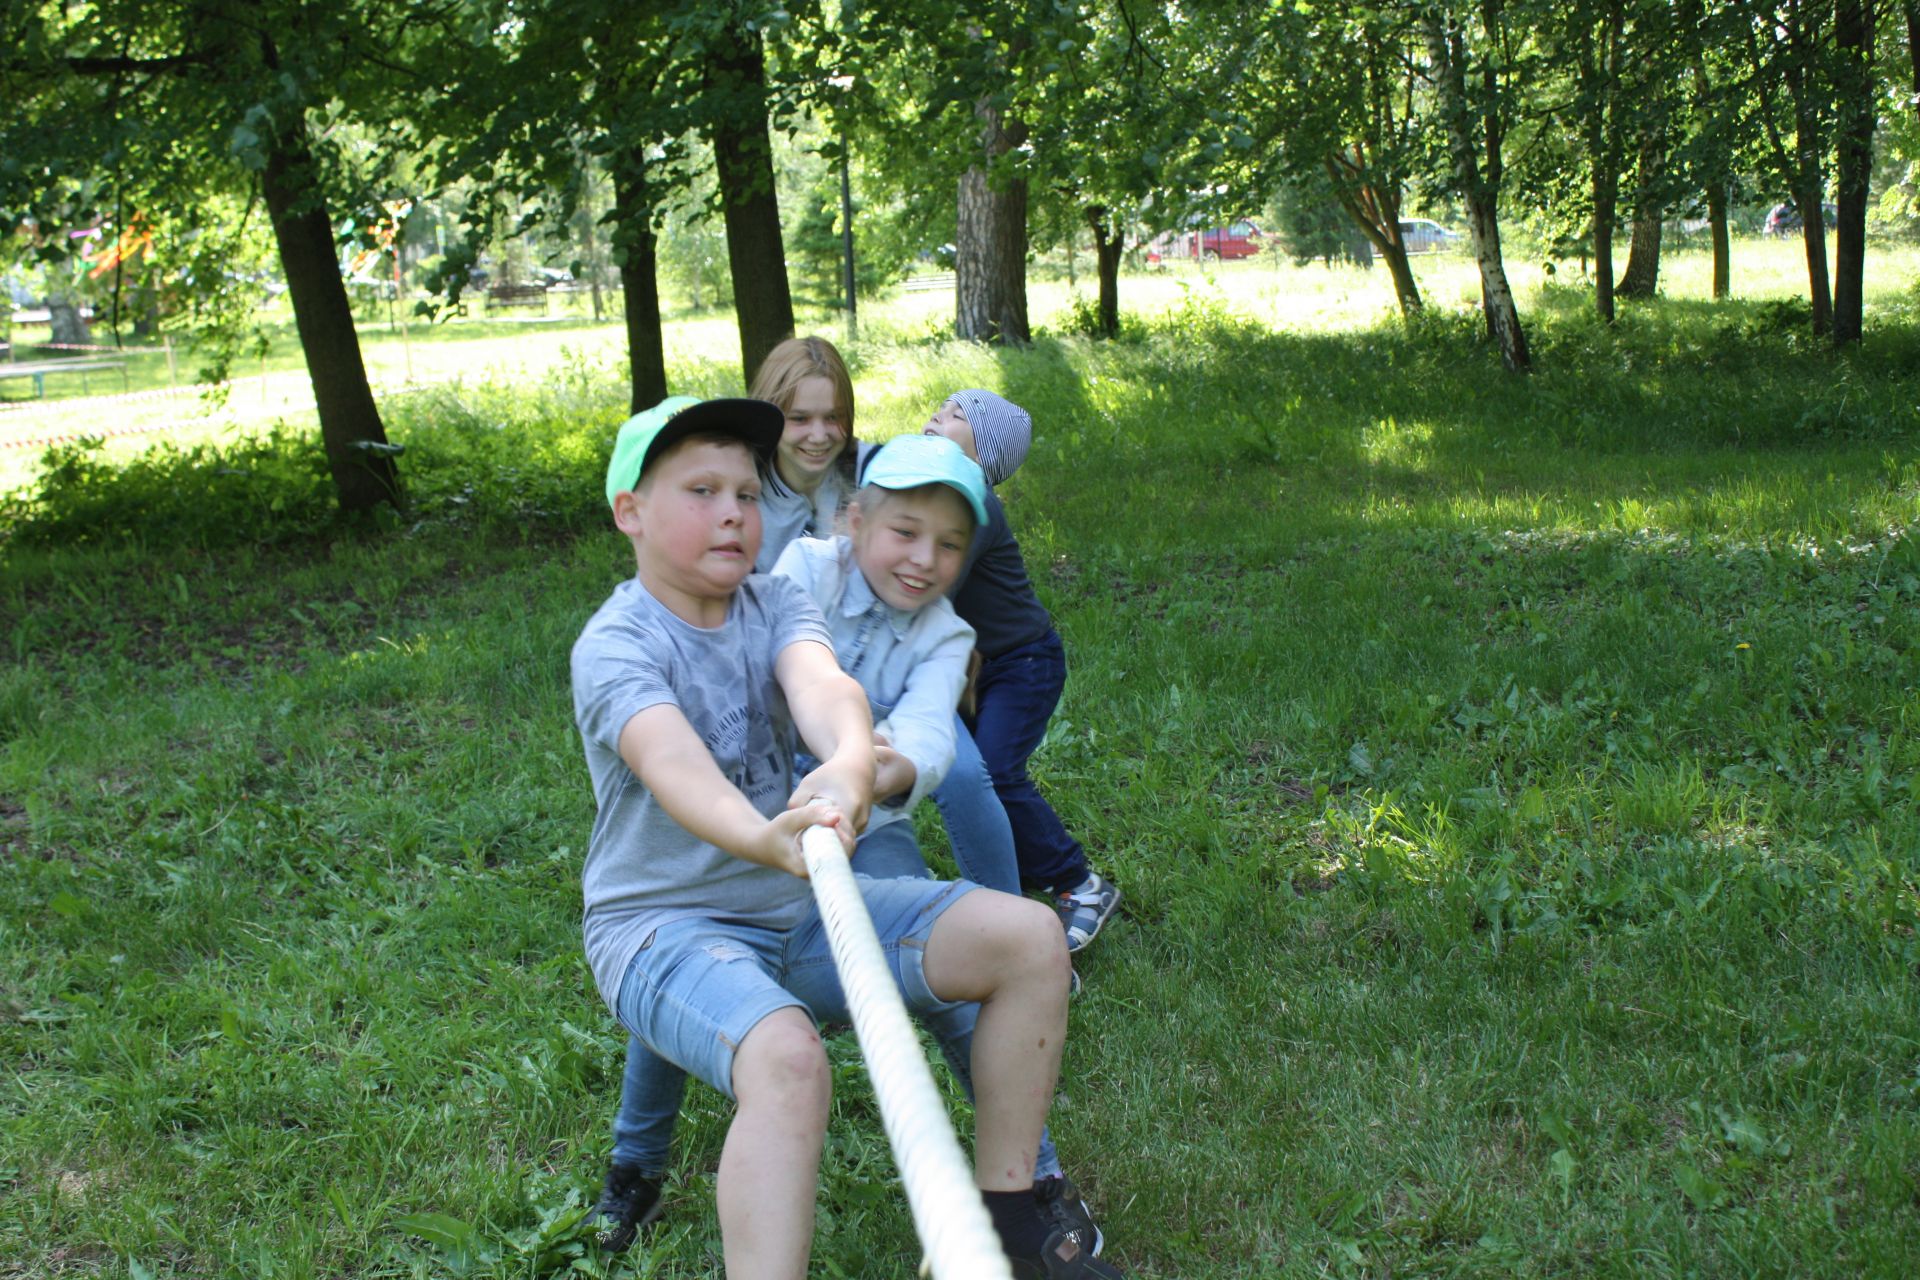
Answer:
[{"left": 572, "top": 398, "right": 1121, "bottom": 1278}]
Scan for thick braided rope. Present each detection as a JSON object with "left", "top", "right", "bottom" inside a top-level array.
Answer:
[{"left": 801, "top": 825, "right": 1014, "bottom": 1280}]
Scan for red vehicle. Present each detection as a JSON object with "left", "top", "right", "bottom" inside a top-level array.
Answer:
[{"left": 1147, "top": 220, "right": 1265, "bottom": 263}]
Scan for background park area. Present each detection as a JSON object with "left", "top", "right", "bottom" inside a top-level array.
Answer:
[
  {"left": 4, "top": 242, "right": 1920, "bottom": 1277},
  {"left": 6, "top": 1, "right": 1920, "bottom": 1275}
]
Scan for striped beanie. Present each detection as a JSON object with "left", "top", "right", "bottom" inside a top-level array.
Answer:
[{"left": 946, "top": 388, "right": 1031, "bottom": 486}]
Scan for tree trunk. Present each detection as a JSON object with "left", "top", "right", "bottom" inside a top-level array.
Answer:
[
  {"left": 839, "top": 148, "right": 857, "bottom": 325},
  {"left": 1831, "top": 0, "right": 1877, "bottom": 345},
  {"left": 611, "top": 150, "right": 667, "bottom": 412},
  {"left": 1378, "top": 237, "right": 1421, "bottom": 314},
  {"left": 260, "top": 132, "right": 399, "bottom": 513},
  {"left": 1083, "top": 205, "right": 1123, "bottom": 339},
  {"left": 956, "top": 98, "right": 1030, "bottom": 344},
  {"left": 1907, "top": 0, "right": 1920, "bottom": 107},
  {"left": 1324, "top": 153, "right": 1423, "bottom": 317},
  {"left": 47, "top": 297, "right": 90, "bottom": 346},
  {"left": 1795, "top": 181, "right": 1832, "bottom": 337},
  {"left": 1336, "top": 213, "right": 1428, "bottom": 314},
  {"left": 1423, "top": 8, "right": 1529, "bottom": 371},
  {"left": 1688, "top": 44, "right": 1732, "bottom": 301},
  {"left": 580, "top": 190, "right": 606, "bottom": 324},
  {"left": 1464, "top": 200, "right": 1529, "bottom": 368},
  {"left": 1583, "top": 3, "right": 1624, "bottom": 322},
  {"left": 1708, "top": 182, "right": 1731, "bottom": 299},
  {"left": 1784, "top": 18, "right": 1833, "bottom": 336},
  {"left": 1615, "top": 211, "right": 1663, "bottom": 299},
  {"left": 1593, "top": 166, "right": 1619, "bottom": 323},
  {"left": 1615, "top": 122, "right": 1667, "bottom": 300},
  {"left": 707, "top": 23, "right": 794, "bottom": 386},
  {"left": 1740, "top": 0, "right": 1820, "bottom": 330}
]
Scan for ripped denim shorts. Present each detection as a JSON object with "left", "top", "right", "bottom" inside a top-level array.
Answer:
[{"left": 613, "top": 876, "right": 979, "bottom": 1100}]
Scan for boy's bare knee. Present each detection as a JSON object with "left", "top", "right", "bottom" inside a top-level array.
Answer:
[
  {"left": 979, "top": 893, "right": 1070, "bottom": 978},
  {"left": 1010, "top": 895, "right": 1071, "bottom": 972},
  {"left": 733, "top": 1009, "right": 831, "bottom": 1114},
  {"left": 925, "top": 889, "right": 1070, "bottom": 1000}
]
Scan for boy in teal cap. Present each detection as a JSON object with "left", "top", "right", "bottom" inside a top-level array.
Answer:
[{"left": 572, "top": 399, "right": 1120, "bottom": 1277}]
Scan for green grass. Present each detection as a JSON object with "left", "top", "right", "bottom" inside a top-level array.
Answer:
[{"left": 3, "top": 252, "right": 1919, "bottom": 1277}]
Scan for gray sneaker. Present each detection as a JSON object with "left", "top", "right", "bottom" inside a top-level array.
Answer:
[{"left": 1053, "top": 871, "right": 1121, "bottom": 954}]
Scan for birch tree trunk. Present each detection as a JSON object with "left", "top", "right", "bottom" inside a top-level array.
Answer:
[{"left": 1423, "top": 6, "right": 1530, "bottom": 371}]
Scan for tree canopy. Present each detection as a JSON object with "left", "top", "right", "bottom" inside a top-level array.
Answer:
[{"left": 5, "top": 0, "right": 1916, "bottom": 506}]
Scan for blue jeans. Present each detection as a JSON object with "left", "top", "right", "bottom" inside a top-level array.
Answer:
[
  {"left": 610, "top": 829, "right": 1062, "bottom": 1181},
  {"left": 927, "top": 718, "right": 1022, "bottom": 896},
  {"left": 958, "top": 628, "right": 1088, "bottom": 895},
  {"left": 834, "top": 817, "right": 929, "bottom": 881}
]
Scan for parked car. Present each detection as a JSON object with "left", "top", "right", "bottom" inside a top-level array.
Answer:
[
  {"left": 1398, "top": 219, "right": 1464, "bottom": 253},
  {"left": 1192, "top": 220, "right": 1264, "bottom": 260},
  {"left": 1764, "top": 201, "right": 1837, "bottom": 237},
  {"left": 1145, "top": 220, "right": 1265, "bottom": 263}
]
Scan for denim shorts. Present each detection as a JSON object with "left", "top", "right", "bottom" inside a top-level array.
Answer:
[{"left": 613, "top": 876, "right": 980, "bottom": 1101}]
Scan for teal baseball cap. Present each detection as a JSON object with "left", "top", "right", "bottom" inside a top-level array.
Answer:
[
  {"left": 604, "top": 396, "right": 782, "bottom": 508},
  {"left": 861, "top": 433, "right": 989, "bottom": 526}
]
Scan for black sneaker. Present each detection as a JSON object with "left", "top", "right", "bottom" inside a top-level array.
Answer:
[
  {"left": 1009, "top": 1226, "right": 1124, "bottom": 1278},
  {"left": 593, "top": 1162, "right": 664, "bottom": 1254},
  {"left": 1035, "top": 1175, "right": 1103, "bottom": 1256}
]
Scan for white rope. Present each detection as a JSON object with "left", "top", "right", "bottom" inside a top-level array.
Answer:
[{"left": 801, "top": 824, "right": 1014, "bottom": 1280}]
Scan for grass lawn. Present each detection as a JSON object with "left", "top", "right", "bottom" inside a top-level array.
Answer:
[{"left": 2, "top": 243, "right": 1919, "bottom": 1277}]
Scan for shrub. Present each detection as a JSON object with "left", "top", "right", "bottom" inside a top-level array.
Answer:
[
  {"left": 0, "top": 425, "right": 337, "bottom": 549},
  {"left": 0, "top": 341, "right": 662, "bottom": 552}
]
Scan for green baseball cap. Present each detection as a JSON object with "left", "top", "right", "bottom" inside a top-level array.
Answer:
[
  {"left": 604, "top": 396, "right": 783, "bottom": 508},
  {"left": 862, "top": 433, "right": 989, "bottom": 526}
]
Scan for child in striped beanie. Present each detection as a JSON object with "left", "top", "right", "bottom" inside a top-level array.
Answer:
[{"left": 922, "top": 389, "right": 1124, "bottom": 958}]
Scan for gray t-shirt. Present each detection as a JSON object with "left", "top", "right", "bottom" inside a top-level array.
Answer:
[{"left": 571, "top": 573, "right": 833, "bottom": 1014}]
